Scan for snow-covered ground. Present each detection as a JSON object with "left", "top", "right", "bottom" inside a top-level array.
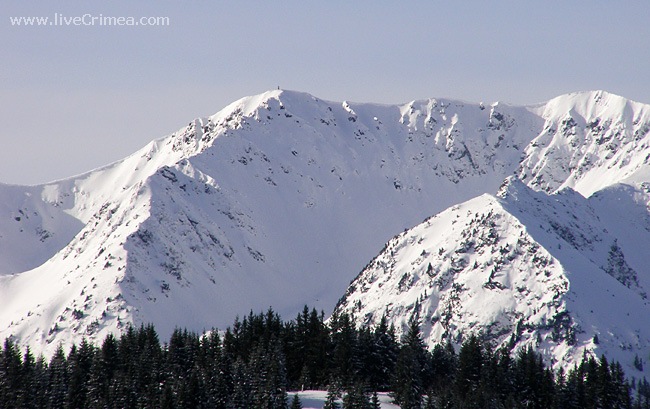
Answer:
[{"left": 291, "top": 390, "right": 400, "bottom": 409}]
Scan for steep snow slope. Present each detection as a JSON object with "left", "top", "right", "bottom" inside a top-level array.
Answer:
[
  {"left": 0, "top": 117, "right": 209, "bottom": 275},
  {"left": 334, "top": 177, "right": 650, "bottom": 374},
  {"left": 0, "top": 183, "right": 83, "bottom": 275},
  {"left": 1, "top": 89, "right": 649, "bottom": 362},
  {"left": 589, "top": 183, "right": 650, "bottom": 293},
  {"left": 0, "top": 90, "right": 544, "bottom": 355},
  {"left": 520, "top": 90, "right": 650, "bottom": 195}
]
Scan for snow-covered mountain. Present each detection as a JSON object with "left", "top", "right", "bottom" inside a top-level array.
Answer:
[
  {"left": 1, "top": 89, "right": 649, "bottom": 369},
  {"left": 519, "top": 90, "right": 650, "bottom": 195},
  {"left": 334, "top": 177, "right": 650, "bottom": 374},
  {"left": 334, "top": 90, "right": 650, "bottom": 374}
]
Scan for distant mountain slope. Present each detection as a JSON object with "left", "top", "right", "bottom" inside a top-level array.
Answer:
[
  {"left": 1, "top": 89, "right": 649, "bottom": 362},
  {"left": 519, "top": 90, "right": 650, "bottom": 195},
  {"left": 334, "top": 177, "right": 650, "bottom": 374}
]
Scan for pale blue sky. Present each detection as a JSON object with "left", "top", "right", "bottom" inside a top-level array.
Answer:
[{"left": 2, "top": 1, "right": 649, "bottom": 185}]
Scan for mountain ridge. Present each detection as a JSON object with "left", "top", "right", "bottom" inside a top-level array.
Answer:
[
  {"left": 0, "top": 89, "right": 649, "bottom": 368},
  {"left": 334, "top": 176, "right": 650, "bottom": 374}
]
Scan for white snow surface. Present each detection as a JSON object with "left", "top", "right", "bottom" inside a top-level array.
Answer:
[
  {"left": 335, "top": 176, "right": 650, "bottom": 374},
  {"left": 291, "top": 390, "right": 399, "bottom": 409},
  {"left": 0, "top": 89, "right": 649, "bottom": 368}
]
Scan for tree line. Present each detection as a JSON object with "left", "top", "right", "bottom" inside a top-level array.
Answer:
[{"left": 0, "top": 306, "right": 649, "bottom": 408}]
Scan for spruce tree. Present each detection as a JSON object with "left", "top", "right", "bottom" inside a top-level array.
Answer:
[
  {"left": 423, "top": 392, "right": 437, "bottom": 409},
  {"left": 47, "top": 344, "right": 69, "bottom": 409},
  {"left": 329, "top": 312, "right": 358, "bottom": 388},
  {"left": 391, "top": 315, "right": 426, "bottom": 409},
  {"left": 370, "top": 390, "right": 381, "bottom": 409},
  {"left": 1, "top": 304, "right": 645, "bottom": 409},
  {"left": 342, "top": 383, "right": 371, "bottom": 409},
  {"left": 429, "top": 342, "right": 456, "bottom": 395},
  {"left": 266, "top": 338, "right": 289, "bottom": 409},
  {"left": 177, "top": 367, "right": 203, "bottom": 409},
  {"left": 86, "top": 351, "right": 107, "bottom": 408},
  {"left": 231, "top": 357, "right": 252, "bottom": 409},
  {"left": 160, "top": 384, "right": 175, "bottom": 409},
  {"left": 324, "top": 381, "right": 342, "bottom": 409},
  {"left": 31, "top": 354, "right": 49, "bottom": 409},
  {"left": 608, "top": 360, "right": 632, "bottom": 408},
  {"left": 371, "top": 315, "right": 398, "bottom": 390},
  {"left": 0, "top": 339, "right": 23, "bottom": 409},
  {"left": 455, "top": 335, "right": 483, "bottom": 401},
  {"left": 636, "top": 377, "right": 650, "bottom": 408},
  {"left": 18, "top": 347, "right": 37, "bottom": 409},
  {"left": 290, "top": 393, "right": 303, "bottom": 409},
  {"left": 214, "top": 345, "right": 234, "bottom": 409}
]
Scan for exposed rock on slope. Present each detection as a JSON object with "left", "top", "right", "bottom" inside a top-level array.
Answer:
[
  {"left": 1, "top": 89, "right": 649, "bottom": 366},
  {"left": 334, "top": 177, "right": 650, "bottom": 374}
]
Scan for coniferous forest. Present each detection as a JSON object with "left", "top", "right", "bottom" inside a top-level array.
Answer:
[{"left": 1, "top": 307, "right": 649, "bottom": 409}]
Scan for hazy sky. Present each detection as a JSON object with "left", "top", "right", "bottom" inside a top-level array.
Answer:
[{"left": 2, "top": 1, "right": 649, "bottom": 185}]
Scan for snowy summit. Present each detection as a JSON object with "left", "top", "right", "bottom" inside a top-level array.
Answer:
[{"left": 0, "top": 90, "right": 649, "bottom": 374}]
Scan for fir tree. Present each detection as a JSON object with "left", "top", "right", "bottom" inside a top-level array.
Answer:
[
  {"left": 18, "top": 347, "right": 38, "bottom": 409},
  {"left": 0, "top": 339, "right": 23, "bottom": 409},
  {"left": 290, "top": 393, "right": 303, "bottom": 409},
  {"left": 1, "top": 304, "right": 648, "bottom": 409},
  {"left": 324, "top": 381, "right": 342, "bottom": 409},
  {"left": 67, "top": 339, "right": 96, "bottom": 408},
  {"left": 342, "top": 383, "right": 371, "bottom": 409},
  {"left": 329, "top": 312, "right": 359, "bottom": 388},
  {"left": 31, "top": 354, "right": 49, "bottom": 409},
  {"left": 231, "top": 357, "right": 252, "bottom": 409},
  {"left": 391, "top": 315, "right": 427, "bottom": 409},
  {"left": 160, "top": 384, "right": 175, "bottom": 409},
  {"left": 47, "top": 344, "right": 69, "bottom": 409},
  {"left": 371, "top": 315, "right": 398, "bottom": 390},
  {"left": 636, "top": 377, "right": 650, "bottom": 408},
  {"left": 429, "top": 341, "right": 456, "bottom": 395},
  {"left": 248, "top": 337, "right": 288, "bottom": 409},
  {"left": 370, "top": 390, "right": 381, "bottom": 409}
]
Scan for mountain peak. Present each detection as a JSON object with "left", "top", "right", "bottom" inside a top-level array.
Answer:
[
  {"left": 496, "top": 176, "right": 529, "bottom": 201},
  {"left": 335, "top": 175, "right": 650, "bottom": 374},
  {"left": 536, "top": 90, "right": 649, "bottom": 122},
  {"left": 211, "top": 89, "right": 319, "bottom": 117},
  {"left": 1, "top": 89, "right": 650, "bottom": 369}
]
